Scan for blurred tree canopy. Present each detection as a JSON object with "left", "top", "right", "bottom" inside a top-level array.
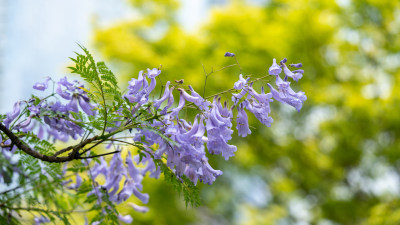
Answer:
[{"left": 92, "top": 0, "right": 400, "bottom": 224}]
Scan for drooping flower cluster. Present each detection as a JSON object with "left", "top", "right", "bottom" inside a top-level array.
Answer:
[
  {"left": 0, "top": 53, "right": 306, "bottom": 224},
  {"left": 123, "top": 57, "right": 306, "bottom": 188},
  {"left": 89, "top": 152, "right": 149, "bottom": 205},
  {"left": 267, "top": 58, "right": 307, "bottom": 111},
  {"left": 2, "top": 76, "right": 97, "bottom": 142}
]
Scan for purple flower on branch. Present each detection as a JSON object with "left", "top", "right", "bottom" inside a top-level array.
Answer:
[{"left": 33, "top": 77, "right": 51, "bottom": 91}]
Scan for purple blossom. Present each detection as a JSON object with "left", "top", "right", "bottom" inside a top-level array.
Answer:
[
  {"left": 247, "top": 86, "right": 273, "bottom": 104},
  {"left": 236, "top": 103, "right": 251, "bottom": 137},
  {"left": 234, "top": 74, "right": 247, "bottom": 89},
  {"left": 184, "top": 165, "right": 201, "bottom": 185},
  {"left": 128, "top": 203, "right": 149, "bottom": 213},
  {"left": 1, "top": 140, "right": 17, "bottom": 161},
  {"left": 128, "top": 71, "right": 145, "bottom": 93},
  {"left": 188, "top": 85, "right": 202, "bottom": 98},
  {"left": 145, "top": 69, "right": 160, "bottom": 95},
  {"left": 78, "top": 95, "right": 97, "bottom": 116},
  {"left": 206, "top": 134, "right": 237, "bottom": 160},
  {"left": 178, "top": 87, "right": 210, "bottom": 110},
  {"left": 134, "top": 151, "right": 161, "bottom": 178},
  {"left": 124, "top": 68, "right": 160, "bottom": 104},
  {"left": 289, "top": 63, "right": 303, "bottom": 68},
  {"left": 33, "top": 77, "right": 51, "bottom": 91},
  {"left": 58, "top": 76, "right": 75, "bottom": 90},
  {"left": 170, "top": 90, "right": 186, "bottom": 118},
  {"left": 153, "top": 81, "right": 171, "bottom": 109},
  {"left": 206, "top": 102, "right": 237, "bottom": 160},
  {"left": 28, "top": 104, "right": 41, "bottom": 115},
  {"left": 224, "top": 52, "right": 235, "bottom": 57},
  {"left": 49, "top": 101, "right": 68, "bottom": 113},
  {"left": 199, "top": 158, "right": 223, "bottom": 185},
  {"left": 232, "top": 89, "right": 248, "bottom": 105},
  {"left": 244, "top": 99, "right": 274, "bottom": 127},
  {"left": 34, "top": 216, "right": 50, "bottom": 225},
  {"left": 56, "top": 85, "right": 72, "bottom": 100},
  {"left": 268, "top": 58, "right": 282, "bottom": 76},
  {"left": 14, "top": 115, "right": 33, "bottom": 130},
  {"left": 160, "top": 87, "right": 175, "bottom": 115},
  {"left": 147, "top": 68, "right": 161, "bottom": 79},
  {"left": 118, "top": 214, "right": 133, "bottom": 224},
  {"left": 67, "top": 95, "right": 80, "bottom": 113},
  {"left": 282, "top": 62, "right": 303, "bottom": 82},
  {"left": 124, "top": 71, "right": 147, "bottom": 103},
  {"left": 3, "top": 101, "right": 21, "bottom": 128},
  {"left": 46, "top": 128, "right": 69, "bottom": 142},
  {"left": 126, "top": 152, "right": 143, "bottom": 182},
  {"left": 43, "top": 116, "right": 84, "bottom": 140},
  {"left": 267, "top": 75, "right": 307, "bottom": 112},
  {"left": 91, "top": 157, "right": 109, "bottom": 178},
  {"left": 231, "top": 75, "right": 251, "bottom": 105},
  {"left": 68, "top": 173, "right": 82, "bottom": 190},
  {"left": 88, "top": 151, "right": 149, "bottom": 206},
  {"left": 37, "top": 125, "right": 45, "bottom": 139},
  {"left": 293, "top": 69, "right": 304, "bottom": 74},
  {"left": 217, "top": 99, "right": 234, "bottom": 119}
]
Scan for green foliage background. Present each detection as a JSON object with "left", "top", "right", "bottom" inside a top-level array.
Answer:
[{"left": 89, "top": 0, "right": 400, "bottom": 224}]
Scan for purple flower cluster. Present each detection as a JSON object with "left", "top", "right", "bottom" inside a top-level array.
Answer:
[
  {"left": 124, "top": 68, "right": 161, "bottom": 106},
  {"left": 3, "top": 76, "right": 97, "bottom": 142},
  {"left": 34, "top": 215, "right": 51, "bottom": 225},
  {"left": 0, "top": 54, "right": 307, "bottom": 223},
  {"left": 89, "top": 152, "right": 149, "bottom": 205},
  {"left": 126, "top": 57, "right": 306, "bottom": 187},
  {"left": 267, "top": 58, "right": 307, "bottom": 111}
]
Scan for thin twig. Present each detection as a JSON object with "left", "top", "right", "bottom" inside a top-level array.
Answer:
[
  {"left": 78, "top": 139, "right": 107, "bottom": 156},
  {"left": 0, "top": 205, "right": 88, "bottom": 214},
  {"left": 202, "top": 64, "right": 208, "bottom": 98},
  {"left": 79, "top": 151, "right": 120, "bottom": 159},
  {"left": 234, "top": 56, "right": 242, "bottom": 74}
]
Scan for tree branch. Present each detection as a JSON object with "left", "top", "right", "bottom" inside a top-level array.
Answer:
[
  {"left": 0, "top": 121, "right": 140, "bottom": 163},
  {"left": 0, "top": 122, "right": 98, "bottom": 163}
]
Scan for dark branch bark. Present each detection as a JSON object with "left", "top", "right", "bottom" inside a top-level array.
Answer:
[{"left": 0, "top": 122, "right": 99, "bottom": 163}]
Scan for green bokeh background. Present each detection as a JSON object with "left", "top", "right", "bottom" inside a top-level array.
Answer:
[{"left": 89, "top": 0, "right": 400, "bottom": 224}]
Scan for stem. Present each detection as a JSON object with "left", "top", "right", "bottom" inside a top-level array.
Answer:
[
  {"left": 108, "top": 139, "right": 155, "bottom": 156},
  {"left": 234, "top": 56, "right": 242, "bottom": 74},
  {"left": 205, "top": 74, "right": 271, "bottom": 100},
  {"left": 79, "top": 151, "right": 120, "bottom": 159},
  {"left": 201, "top": 64, "right": 238, "bottom": 98},
  {"left": 157, "top": 75, "right": 164, "bottom": 99},
  {"left": 78, "top": 139, "right": 107, "bottom": 156},
  {"left": 0, "top": 205, "right": 87, "bottom": 214},
  {"left": 202, "top": 64, "right": 208, "bottom": 98}
]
